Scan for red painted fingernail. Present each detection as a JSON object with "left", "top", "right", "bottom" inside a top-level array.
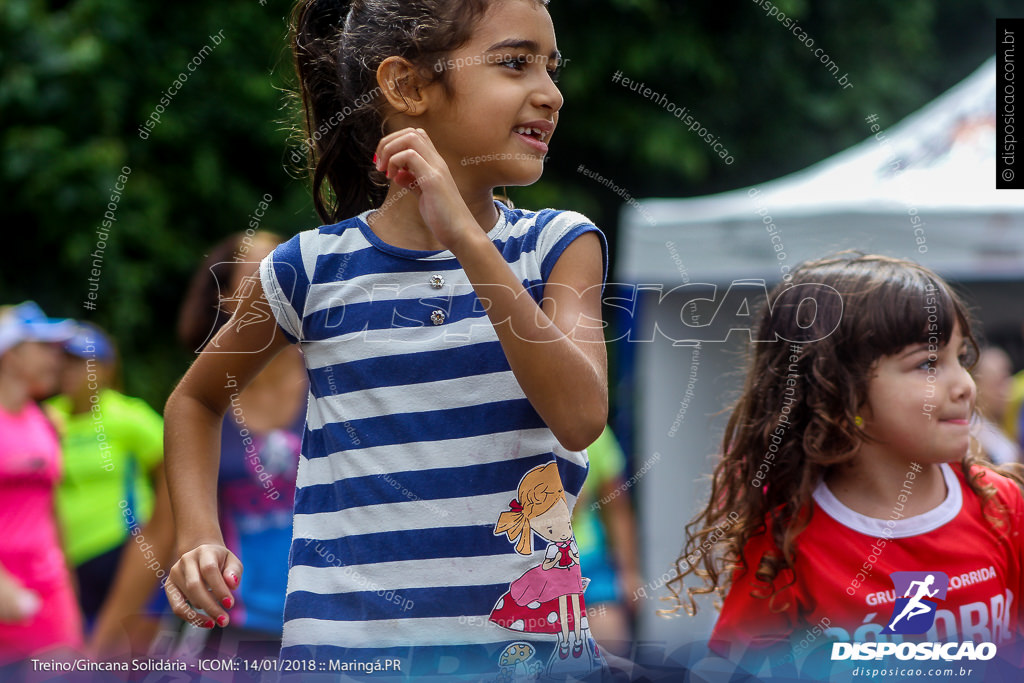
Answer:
[
  {"left": 373, "top": 154, "right": 378, "bottom": 164},
  {"left": 222, "top": 597, "right": 233, "bottom": 609},
  {"left": 385, "top": 170, "right": 390, "bottom": 178},
  {"left": 203, "top": 619, "right": 215, "bottom": 629},
  {"left": 217, "top": 615, "right": 228, "bottom": 627},
  {"left": 230, "top": 573, "right": 239, "bottom": 586}
]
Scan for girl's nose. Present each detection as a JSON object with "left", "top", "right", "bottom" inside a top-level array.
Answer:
[
  {"left": 951, "top": 362, "right": 976, "bottom": 404},
  {"left": 532, "top": 72, "right": 563, "bottom": 114}
]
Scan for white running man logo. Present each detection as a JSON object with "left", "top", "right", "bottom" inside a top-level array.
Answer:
[{"left": 887, "top": 574, "right": 939, "bottom": 630}]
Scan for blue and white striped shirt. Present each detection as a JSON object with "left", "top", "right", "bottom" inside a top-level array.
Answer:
[{"left": 259, "top": 200, "right": 608, "bottom": 678}]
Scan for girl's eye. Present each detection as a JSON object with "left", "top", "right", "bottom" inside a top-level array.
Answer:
[
  {"left": 498, "top": 55, "right": 561, "bottom": 83},
  {"left": 499, "top": 55, "right": 529, "bottom": 71},
  {"left": 917, "top": 357, "right": 936, "bottom": 370}
]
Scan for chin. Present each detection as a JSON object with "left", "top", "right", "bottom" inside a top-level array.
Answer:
[
  {"left": 499, "top": 163, "right": 546, "bottom": 187},
  {"left": 943, "top": 447, "right": 969, "bottom": 463}
]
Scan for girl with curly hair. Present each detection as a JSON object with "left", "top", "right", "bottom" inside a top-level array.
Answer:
[{"left": 666, "top": 252, "right": 1024, "bottom": 670}]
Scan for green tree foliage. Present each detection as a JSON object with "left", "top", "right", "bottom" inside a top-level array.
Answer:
[
  {"left": 2, "top": 0, "right": 305, "bottom": 404},
  {"left": 0, "top": 0, "right": 1014, "bottom": 407}
]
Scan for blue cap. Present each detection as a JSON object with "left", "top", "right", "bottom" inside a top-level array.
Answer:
[
  {"left": 0, "top": 302, "right": 77, "bottom": 356},
  {"left": 63, "top": 322, "right": 117, "bottom": 362}
]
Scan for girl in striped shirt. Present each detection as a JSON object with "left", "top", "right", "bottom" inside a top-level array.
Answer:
[{"left": 163, "top": 0, "right": 609, "bottom": 679}]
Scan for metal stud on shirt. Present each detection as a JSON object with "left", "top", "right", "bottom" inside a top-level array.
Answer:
[
  {"left": 429, "top": 274, "right": 445, "bottom": 289},
  {"left": 431, "top": 310, "right": 446, "bottom": 325}
]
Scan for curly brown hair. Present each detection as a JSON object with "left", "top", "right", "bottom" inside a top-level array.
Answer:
[
  {"left": 663, "top": 251, "right": 1024, "bottom": 618},
  {"left": 289, "top": 0, "right": 548, "bottom": 224}
]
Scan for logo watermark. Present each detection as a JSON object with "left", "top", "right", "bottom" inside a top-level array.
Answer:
[
  {"left": 84, "top": 166, "right": 132, "bottom": 311},
  {"left": 882, "top": 571, "right": 948, "bottom": 635},
  {"left": 611, "top": 70, "right": 734, "bottom": 165}
]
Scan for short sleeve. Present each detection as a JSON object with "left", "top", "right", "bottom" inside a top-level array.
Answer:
[
  {"left": 259, "top": 231, "right": 316, "bottom": 343},
  {"left": 534, "top": 210, "right": 608, "bottom": 293},
  {"left": 709, "top": 531, "right": 800, "bottom": 657},
  {"left": 545, "top": 543, "right": 559, "bottom": 560}
]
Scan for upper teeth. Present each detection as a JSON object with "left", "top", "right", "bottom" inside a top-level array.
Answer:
[{"left": 515, "top": 127, "right": 545, "bottom": 139}]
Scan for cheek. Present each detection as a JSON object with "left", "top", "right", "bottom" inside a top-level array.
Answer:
[
  {"left": 870, "top": 375, "right": 925, "bottom": 408},
  {"left": 461, "top": 114, "right": 503, "bottom": 145},
  {"left": 18, "top": 353, "right": 43, "bottom": 378},
  {"left": 26, "top": 365, "right": 55, "bottom": 392}
]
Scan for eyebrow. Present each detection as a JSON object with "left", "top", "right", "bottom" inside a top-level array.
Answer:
[
  {"left": 899, "top": 344, "right": 929, "bottom": 359},
  {"left": 485, "top": 38, "right": 561, "bottom": 62}
]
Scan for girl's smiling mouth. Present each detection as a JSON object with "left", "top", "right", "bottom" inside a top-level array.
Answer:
[{"left": 513, "top": 119, "right": 553, "bottom": 153}]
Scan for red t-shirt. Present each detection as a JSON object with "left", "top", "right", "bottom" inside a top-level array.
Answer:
[{"left": 710, "top": 464, "right": 1023, "bottom": 658}]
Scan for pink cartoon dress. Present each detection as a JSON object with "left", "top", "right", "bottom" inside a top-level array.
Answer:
[
  {"left": 491, "top": 538, "right": 587, "bottom": 637},
  {"left": 511, "top": 541, "right": 583, "bottom": 604},
  {"left": 489, "top": 462, "right": 595, "bottom": 670}
]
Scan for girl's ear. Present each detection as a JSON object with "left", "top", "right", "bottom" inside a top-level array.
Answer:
[{"left": 376, "top": 56, "right": 431, "bottom": 117}]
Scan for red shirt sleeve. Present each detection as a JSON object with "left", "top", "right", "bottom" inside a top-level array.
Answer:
[{"left": 709, "top": 529, "right": 801, "bottom": 657}]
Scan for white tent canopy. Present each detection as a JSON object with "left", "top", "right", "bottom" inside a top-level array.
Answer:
[{"left": 618, "top": 58, "right": 1023, "bottom": 284}]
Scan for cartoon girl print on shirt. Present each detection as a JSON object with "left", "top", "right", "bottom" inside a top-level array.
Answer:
[{"left": 490, "top": 461, "right": 592, "bottom": 667}]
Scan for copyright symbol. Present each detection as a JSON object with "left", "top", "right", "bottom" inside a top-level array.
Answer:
[{"left": 1003, "top": 168, "right": 1015, "bottom": 182}]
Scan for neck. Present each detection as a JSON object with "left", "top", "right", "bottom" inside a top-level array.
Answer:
[
  {"left": 0, "top": 377, "right": 30, "bottom": 414},
  {"left": 824, "top": 448, "right": 946, "bottom": 519},
  {"left": 69, "top": 389, "right": 99, "bottom": 415},
  {"left": 369, "top": 183, "right": 499, "bottom": 251}
]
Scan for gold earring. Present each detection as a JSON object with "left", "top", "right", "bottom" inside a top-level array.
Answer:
[{"left": 854, "top": 416, "right": 864, "bottom": 427}]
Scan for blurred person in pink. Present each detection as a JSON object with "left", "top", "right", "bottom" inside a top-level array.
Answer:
[{"left": 0, "top": 302, "right": 84, "bottom": 663}]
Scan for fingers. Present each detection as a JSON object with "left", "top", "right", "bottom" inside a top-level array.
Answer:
[
  {"left": 375, "top": 126, "right": 431, "bottom": 161},
  {"left": 374, "top": 128, "right": 443, "bottom": 183},
  {"left": 164, "top": 570, "right": 209, "bottom": 629},
  {"left": 165, "top": 545, "right": 242, "bottom": 630},
  {"left": 222, "top": 557, "right": 241, "bottom": 598},
  {"left": 221, "top": 556, "right": 243, "bottom": 605},
  {"left": 385, "top": 150, "right": 439, "bottom": 193}
]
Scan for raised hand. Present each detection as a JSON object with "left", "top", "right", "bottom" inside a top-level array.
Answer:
[{"left": 374, "top": 127, "right": 477, "bottom": 252}]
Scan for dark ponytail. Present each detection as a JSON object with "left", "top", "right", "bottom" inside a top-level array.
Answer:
[{"left": 290, "top": 0, "right": 493, "bottom": 225}]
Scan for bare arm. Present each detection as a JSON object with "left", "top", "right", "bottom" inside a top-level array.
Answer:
[
  {"left": 88, "top": 467, "right": 175, "bottom": 655},
  {"left": 454, "top": 229, "right": 608, "bottom": 451},
  {"left": 597, "top": 479, "right": 643, "bottom": 611},
  {"left": 163, "top": 274, "right": 293, "bottom": 629}
]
